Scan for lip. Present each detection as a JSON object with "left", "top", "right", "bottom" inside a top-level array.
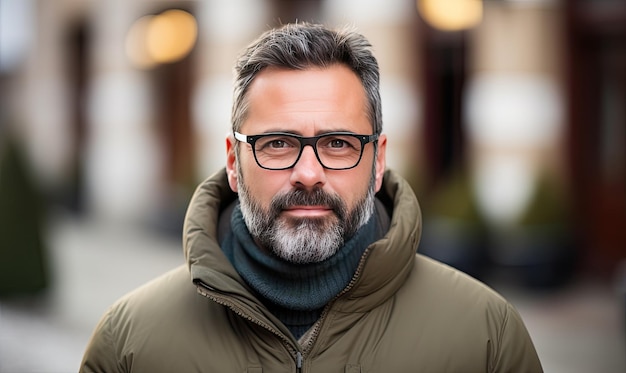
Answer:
[{"left": 283, "top": 206, "right": 333, "bottom": 217}]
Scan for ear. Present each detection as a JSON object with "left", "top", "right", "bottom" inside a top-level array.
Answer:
[
  {"left": 374, "top": 134, "right": 387, "bottom": 193},
  {"left": 225, "top": 134, "right": 239, "bottom": 192}
]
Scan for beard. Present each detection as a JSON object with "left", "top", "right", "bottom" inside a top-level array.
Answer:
[{"left": 237, "top": 168, "right": 376, "bottom": 264}]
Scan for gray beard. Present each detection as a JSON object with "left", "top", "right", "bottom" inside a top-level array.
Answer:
[{"left": 237, "top": 170, "right": 375, "bottom": 264}]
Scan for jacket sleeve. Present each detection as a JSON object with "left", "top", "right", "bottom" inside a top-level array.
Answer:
[
  {"left": 490, "top": 303, "right": 543, "bottom": 373},
  {"left": 79, "top": 308, "right": 125, "bottom": 373}
]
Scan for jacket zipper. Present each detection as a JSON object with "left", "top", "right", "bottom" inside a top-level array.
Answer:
[
  {"left": 300, "top": 247, "right": 373, "bottom": 356},
  {"left": 195, "top": 280, "right": 304, "bottom": 371},
  {"left": 296, "top": 351, "right": 303, "bottom": 373}
]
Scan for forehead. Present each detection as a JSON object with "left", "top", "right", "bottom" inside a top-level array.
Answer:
[{"left": 242, "top": 65, "right": 371, "bottom": 134}]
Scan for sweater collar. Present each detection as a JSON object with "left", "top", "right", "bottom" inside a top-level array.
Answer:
[{"left": 223, "top": 204, "right": 380, "bottom": 310}]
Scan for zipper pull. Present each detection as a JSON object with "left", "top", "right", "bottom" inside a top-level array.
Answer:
[{"left": 296, "top": 351, "right": 303, "bottom": 372}]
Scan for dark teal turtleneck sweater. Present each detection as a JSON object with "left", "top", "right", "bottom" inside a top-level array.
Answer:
[{"left": 220, "top": 201, "right": 389, "bottom": 339}]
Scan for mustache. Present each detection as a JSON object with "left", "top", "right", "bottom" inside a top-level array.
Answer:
[{"left": 270, "top": 189, "right": 346, "bottom": 220}]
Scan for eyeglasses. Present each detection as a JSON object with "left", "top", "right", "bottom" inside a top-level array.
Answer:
[{"left": 234, "top": 131, "right": 379, "bottom": 170}]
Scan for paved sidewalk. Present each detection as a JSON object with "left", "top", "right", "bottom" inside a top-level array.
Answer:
[
  {"left": 0, "top": 213, "right": 182, "bottom": 373},
  {"left": 1, "top": 213, "right": 625, "bottom": 372}
]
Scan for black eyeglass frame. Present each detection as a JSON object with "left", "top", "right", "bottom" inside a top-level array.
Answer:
[{"left": 233, "top": 131, "right": 379, "bottom": 170}]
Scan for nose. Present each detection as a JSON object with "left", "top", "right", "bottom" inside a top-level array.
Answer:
[{"left": 289, "top": 144, "right": 326, "bottom": 190}]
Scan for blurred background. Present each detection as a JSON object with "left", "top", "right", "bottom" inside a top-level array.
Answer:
[{"left": 0, "top": 0, "right": 624, "bottom": 372}]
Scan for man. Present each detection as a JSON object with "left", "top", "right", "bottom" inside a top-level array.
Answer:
[{"left": 81, "top": 23, "right": 542, "bottom": 372}]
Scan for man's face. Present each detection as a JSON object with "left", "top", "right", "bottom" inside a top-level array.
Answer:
[{"left": 226, "top": 64, "right": 387, "bottom": 263}]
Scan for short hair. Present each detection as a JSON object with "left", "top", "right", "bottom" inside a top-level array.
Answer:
[{"left": 231, "top": 22, "right": 382, "bottom": 135}]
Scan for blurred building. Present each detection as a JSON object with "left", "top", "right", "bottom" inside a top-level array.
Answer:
[{"left": 0, "top": 0, "right": 624, "bottom": 283}]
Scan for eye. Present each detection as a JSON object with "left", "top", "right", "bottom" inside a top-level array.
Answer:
[
  {"left": 268, "top": 139, "right": 289, "bottom": 148},
  {"left": 320, "top": 135, "right": 359, "bottom": 150},
  {"left": 329, "top": 138, "right": 349, "bottom": 148},
  {"left": 256, "top": 135, "right": 299, "bottom": 151}
]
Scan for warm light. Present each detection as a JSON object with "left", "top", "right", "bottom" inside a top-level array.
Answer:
[
  {"left": 125, "top": 15, "right": 157, "bottom": 69},
  {"left": 417, "top": 0, "right": 483, "bottom": 31},
  {"left": 146, "top": 9, "right": 197, "bottom": 64},
  {"left": 126, "top": 9, "right": 198, "bottom": 68}
]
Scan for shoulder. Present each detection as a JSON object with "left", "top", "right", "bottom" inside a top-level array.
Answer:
[
  {"left": 93, "top": 266, "right": 192, "bottom": 335},
  {"left": 81, "top": 265, "right": 236, "bottom": 372},
  {"left": 396, "top": 254, "right": 514, "bottom": 330},
  {"left": 410, "top": 253, "right": 508, "bottom": 304},
  {"left": 390, "top": 255, "right": 542, "bottom": 371},
  {"left": 361, "top": 254, "right": 542, "bottom": 372},
  {"left": 91, "top": 264, "right": 230, "bottom": 350}
]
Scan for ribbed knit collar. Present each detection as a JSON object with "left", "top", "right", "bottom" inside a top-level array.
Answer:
[{"left": 221, "top": 203, "right": 380, "bottom": 339}]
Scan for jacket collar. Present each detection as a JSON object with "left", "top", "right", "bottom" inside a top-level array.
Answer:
[{"left": 182, "top": 168, "right": 422, "bottom": 312}]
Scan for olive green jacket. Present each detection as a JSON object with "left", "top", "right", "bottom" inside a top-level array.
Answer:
[{"left": 80, "top": 169, "right": 542, "bottom": 372}]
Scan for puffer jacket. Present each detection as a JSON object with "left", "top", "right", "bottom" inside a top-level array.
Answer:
[{"left": 80, "top": 169, "right": 543, "bottom": 372}]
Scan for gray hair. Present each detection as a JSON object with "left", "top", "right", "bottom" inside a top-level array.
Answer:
[{"left": 231, "top": 23, "right": 382, "bottom": 135}]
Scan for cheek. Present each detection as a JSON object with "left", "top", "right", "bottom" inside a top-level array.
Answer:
[
  {"left": 242, "top": 167, "right": 287, "bottom": 204},
  {"left": 331, "top": 170, "right": 372, "bottom": 207},
  {"left": 237, "top": 152, "right": 262, "bottom": 188}
]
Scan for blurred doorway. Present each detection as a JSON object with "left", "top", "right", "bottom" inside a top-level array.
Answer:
[
  {"left": 65, "top": 20, "right": 90, "bottom": 215},
  {"left": 418, "top": 19, "right": 468, "bottom": 190},
  {"left": 146, "top": 5, "right": 198, "bottom": 235},
  {"left": 566, "top": 0, "right": 626, "bottom": 277}
]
